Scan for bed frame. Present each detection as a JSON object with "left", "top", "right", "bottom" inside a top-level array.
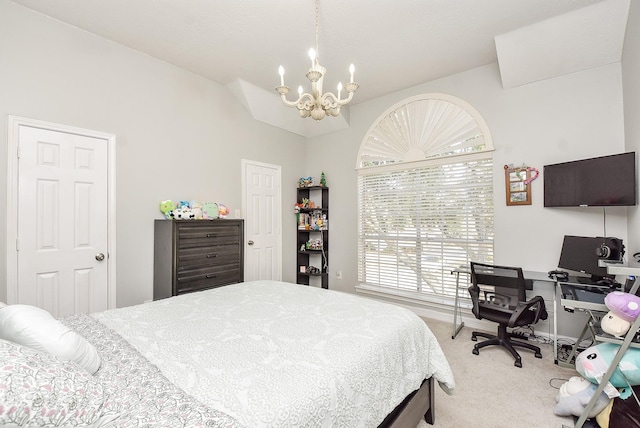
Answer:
[{"left": 379, "top": 377, "right": 435, "bottom": 427}]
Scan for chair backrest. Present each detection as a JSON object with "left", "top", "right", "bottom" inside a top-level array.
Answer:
[{"left": 470, "top": 262, "right": 527, "bottom": 305}]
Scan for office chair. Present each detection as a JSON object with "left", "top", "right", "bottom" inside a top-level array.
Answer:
[{"left": 468, "top": 262, "right": 548, "bottom": 368}]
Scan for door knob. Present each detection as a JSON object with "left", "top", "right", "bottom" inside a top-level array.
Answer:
[
  {"left": 95, "top": 253, "right": 105, "bottom": 261},
  {"left": 248, "top": 240, "right": 254, "bottom": 246}
]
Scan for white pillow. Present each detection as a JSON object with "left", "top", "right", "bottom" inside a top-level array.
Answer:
[{"left": 0, "top": 304, "right": 101, "bottom": 374}]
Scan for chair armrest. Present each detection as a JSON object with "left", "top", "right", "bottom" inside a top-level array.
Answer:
[{"left": 508, "top": 295, "right": 547, "bottom": 327}]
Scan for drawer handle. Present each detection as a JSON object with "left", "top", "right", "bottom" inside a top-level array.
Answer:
[
  {"left": 205, "top": 274, "right": 217, "bottom": 279},
  {"left": 206, "top": 254, "right": 218, "bottom": 258},
  {"left": 206, "top": 233, "right": 217, "bottom": 238}
]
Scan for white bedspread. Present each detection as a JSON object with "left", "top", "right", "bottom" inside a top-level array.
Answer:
[{"left": 92, "top": 280, "right": 455, "bottom": 427}]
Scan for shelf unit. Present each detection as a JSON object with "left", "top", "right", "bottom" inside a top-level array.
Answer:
[
  {"left": 296, "top": 186, "right": 329, "bottom": 289},
  {"left": 564, "top": 264, "right": 640, "bottom": 428}
]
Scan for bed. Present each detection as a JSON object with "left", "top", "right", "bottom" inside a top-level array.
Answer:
[{"left": 0, "top": 280, "right": 455, "bottom": 427}]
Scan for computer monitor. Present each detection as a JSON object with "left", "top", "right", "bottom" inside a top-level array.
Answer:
[{"left": 557, "top": 235, "right": 616, "bottom": 284}]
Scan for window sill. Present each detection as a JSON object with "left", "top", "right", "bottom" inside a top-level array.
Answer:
[{"left": 355, "top": 283, "right": 473, "bottom": 311}]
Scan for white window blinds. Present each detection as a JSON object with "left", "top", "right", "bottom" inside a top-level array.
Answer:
[{"left": 357, "top": 156, "right": 494, "bottom": 301}]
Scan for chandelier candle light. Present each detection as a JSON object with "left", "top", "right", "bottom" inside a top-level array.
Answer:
[{"left": 276, "top": 0, "right": 359, "bottom": 121}]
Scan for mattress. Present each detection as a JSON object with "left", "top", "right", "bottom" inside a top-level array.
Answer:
[{"left": 90, "top": 280, "right": 455, "bottom": 427}]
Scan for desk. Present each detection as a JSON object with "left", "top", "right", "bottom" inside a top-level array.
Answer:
[
  {"left": 557, "top": 282, "right": 609, "bottom": 368},
  {"left": 556, "top": 262, "right": 640, "bottom": 367}
]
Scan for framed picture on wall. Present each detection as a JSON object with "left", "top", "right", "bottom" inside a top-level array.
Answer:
[{"left": 504, "top": 166, "right": 532, "bottom": 206}]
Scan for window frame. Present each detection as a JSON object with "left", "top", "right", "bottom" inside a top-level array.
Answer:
[{"left": 355, "top": 94, "right": 495, "bottom": 307}]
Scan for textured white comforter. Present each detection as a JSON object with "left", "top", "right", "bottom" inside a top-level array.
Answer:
[{"left": 92, "top": 280, "right": 455, "bottom": 427}]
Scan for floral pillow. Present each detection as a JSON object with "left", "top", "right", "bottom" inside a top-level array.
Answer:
[{"left": 0, "top": 339, "right": 104, "bottom": 427}]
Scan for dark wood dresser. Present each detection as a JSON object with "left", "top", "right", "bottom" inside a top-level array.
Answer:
[{"left": 153, "top": 219, "right": 244, "bottom": 300}]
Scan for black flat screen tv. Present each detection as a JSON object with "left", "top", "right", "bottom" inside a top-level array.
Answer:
[{"left": 544, "top": 152, "right": 637, "bottom": 207}]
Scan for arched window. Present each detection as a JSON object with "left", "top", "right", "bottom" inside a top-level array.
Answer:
[{"left": 356, "top": 93, "right": 494, "bottom": 302}]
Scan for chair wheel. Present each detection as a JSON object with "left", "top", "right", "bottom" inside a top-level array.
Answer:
[
  {"left": 472, "top": 348, "right": 479, "bottom": 355},
  {"left": 535, "top": 352, "right": 542, "bottom": 359},
  {"left": 471, "top": 336, "right": 477, "bottom": 342},
  {"left": 514, "top": 360, "right": 522, "bottom": 368}
]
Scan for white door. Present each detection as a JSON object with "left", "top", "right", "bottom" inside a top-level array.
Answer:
[
  {"left": 7, "top": 117, "right": 116, "bottom": 318},
  {"left": 242, "top": 160, "right": 282, "bottom": 281}
]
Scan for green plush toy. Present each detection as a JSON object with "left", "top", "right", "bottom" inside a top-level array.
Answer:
[
  {"left": 160, "top": 200, "right": 176, "bottom": 219},
  {"left": 202, "top": 202, "right": 218, "bottom": 220}
]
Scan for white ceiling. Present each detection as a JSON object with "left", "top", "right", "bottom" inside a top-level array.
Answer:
[{"left": 10, "top": 0, "right": 625, "bottom": 136}]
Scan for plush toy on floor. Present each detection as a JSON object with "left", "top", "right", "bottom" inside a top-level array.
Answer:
[
  {"left": 596, "top": 385, "right": 640, "bottom": 427},
  {"left": 554, "top": 376, "right": 611, "bottom": 418},
  {"left": 576, "top": 342, "right": 640, "bottom": 399}
]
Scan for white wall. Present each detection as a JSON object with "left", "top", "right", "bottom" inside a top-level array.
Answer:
[
  {"left": 0, "top": 1, "right": 306, "bottom": 307},
  {"left": 1, "top": 0, "right": 636, "bottom": 339},
  {"left": 307, "top": 61, "right": 627, "bottom": 337},
  {"left": 623, "top": 0, "right": 640, "bottom": 255}
]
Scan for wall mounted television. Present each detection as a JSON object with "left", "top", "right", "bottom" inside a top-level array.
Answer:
[{"left": 544, "top": 152, "right": 637, "bottom": 207}]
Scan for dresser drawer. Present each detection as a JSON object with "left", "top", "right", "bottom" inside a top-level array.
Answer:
[
  {"left": 177, "top": 224, "right": 241, "bottom": 249},
  {"left": 177, "top": 245, "right": 240, "bottom": 269},
  {"left": 176, "top": 265, "right": 242, "bottom": 294}
]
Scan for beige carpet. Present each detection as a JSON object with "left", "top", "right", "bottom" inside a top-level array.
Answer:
[{"left": 419, "top": 317, "right": 579, "bottom": 428}]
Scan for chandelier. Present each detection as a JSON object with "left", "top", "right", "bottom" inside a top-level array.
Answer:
[{"left": 276, "top": 0, "right": 359, "bottom": 121}]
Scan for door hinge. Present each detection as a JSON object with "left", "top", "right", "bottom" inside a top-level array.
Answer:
[
  {"left": 15, "top": 238, "right": 19, "bottom": 251},
  {"left": 16, "top": 144, "right": 20, "bottom": 158}
]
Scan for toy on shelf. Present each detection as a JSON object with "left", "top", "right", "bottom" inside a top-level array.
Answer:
[
  {"left": 218, "top": 203, "right": 230, "bottom": 219},
  {"left": 160, "top": 200, "right": 176, "bottom": 219},
  {"left": 305, "top": 239, "right": 323, "bottom": 250},
  {"left": 202, "top": 202, "right": 219, "bottom": 219},
  {"left": 320, "top": 171, "right": 327, "bottom": 187},
  {"left": 190, "top": 200, "right": 204, "bottom": 220},
  {"left": 298, "top": 176, "right": 313, "bottom": 188},
  {"left": 601, "top": 291, "right": 640, "bottom": 338},
  {"left": 159, "top": 199, "right": 234, "bottom": 220},
  {"left": 172, "top": 206, "right": 194, "bottom": 220}
]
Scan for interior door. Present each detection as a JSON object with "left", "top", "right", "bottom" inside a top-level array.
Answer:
[
  {"left": 242, "top": 160, "right": 282, "bottom": 281},
  {"left": 8, "top": 119, "right": 114, "bottom": 317}
]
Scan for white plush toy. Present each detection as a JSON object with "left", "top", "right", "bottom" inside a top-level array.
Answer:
[
  {"left": 172, "top": 207, "right": 194, "bottom": 220},
  {"left": 555, "top": 376, "right": 611, "bottom": 418},
  {"left": 601, "top": 312, "right": 631, "bottom": 338},
  {"left": 190, "top": 200, "right": 203, "bottom": 220}
]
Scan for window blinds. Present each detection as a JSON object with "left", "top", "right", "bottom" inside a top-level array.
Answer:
[{"left": 357, "top": 157, "right": 494, "bottom": 302}]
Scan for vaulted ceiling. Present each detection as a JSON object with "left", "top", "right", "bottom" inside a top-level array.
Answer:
[{"left": 11, "top": 0, "right": 628, "bottom": 137}]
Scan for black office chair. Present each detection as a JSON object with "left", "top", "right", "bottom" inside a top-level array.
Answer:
[{"left": 468, "top": 262, "right": 548, "bottom": 368}]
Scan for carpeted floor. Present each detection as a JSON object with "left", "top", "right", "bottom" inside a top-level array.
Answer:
[{"left": 419, "top": 316, "right": 580, "bottom": 428}]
